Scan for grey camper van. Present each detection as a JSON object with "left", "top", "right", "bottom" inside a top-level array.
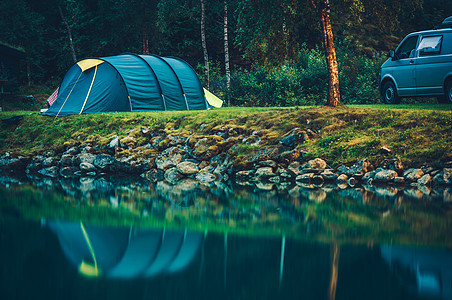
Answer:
[{"left": 380, "top": 16, "right": 452, "bottom": 104}]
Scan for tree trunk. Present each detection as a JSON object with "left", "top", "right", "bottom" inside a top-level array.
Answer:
[
  {"left": 58, "top": 3, "right": 77, "bottom": 63},
  {"left": 200, "top": 0, "right": 210, "bottom": 89},
  {"left": 328, "top": 244, "right": 340, "bottom": 300},
  {"left": 224, "top": 0, "right": 231, "bottom": 93},
  {"left": 311, "top": 0, "right": 341, "bottom": 107},
  {"left": 142, "top": 1, "right": 149, "bottom": 54}
]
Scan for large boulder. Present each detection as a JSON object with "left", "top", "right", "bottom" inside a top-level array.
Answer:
[
  {"left": 279, "top": 128, "right": 307, "bottom": 148},
  {"left": 73, "top": 153, "right": 97, "bottom": 166},
  {"left": 305, "top": 158, "right": 327, "bottom": 171},
  {"left": 337, "top": 159, "right": 373, "bottom": 176},
  {"left": 195, "top": 172, "right": 216, "bottom": 182},
  {"left": 38, "top": 166, "right": 59, "bottom": 177},
  {"left": 155, "top": 147, "right": 184, "bottom": 170},
  {"left": 176, "top": 161, "right": 199, "bottom": 176},
  {"left": 93, "top": 154, "right": 120, "bottom": 172},
  {"left": 432, "top": 168, "right": 452, "bottom": 185},
  {"left": 374, "top": 170, "right": 398, "bottom": 183},
  {"left": 403, "top": 168, "right": 424, "bottom": 182},
  {"left": 164, "top": 167, "right": 183, "bottom": 184}
]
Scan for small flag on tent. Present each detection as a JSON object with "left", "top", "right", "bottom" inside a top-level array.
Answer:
[{"left": 47, "top": 87, "right": 59, "bottom": 106}]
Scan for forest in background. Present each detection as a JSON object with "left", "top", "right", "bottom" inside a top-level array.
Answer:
[{"left": 1, "top": 0, "right": 452, "bottom": 106}]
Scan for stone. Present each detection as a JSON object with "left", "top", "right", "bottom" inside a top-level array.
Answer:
[
  {"left": 176, "top": 161, "right": 199, "bottom": 175},
  {"left": 288, "top": 161, "right": 302, "bottom": 175},
  {"left": 59, "top": 154, "right": 74, "bottom": 167},
  {"left": 321, "top": 170, "right": 338, "bottom": 182},
  {"left": 155, "top": 147, "right": 183, "bottom": 170},
  {"left": 192, "top": 136, "right": 223, "bottom": 160},
  {"left": 80, "top": 162, "right": 96, "bottom": 172},
  {"left": 255, "top": 167, "right": 274, "bottom": 178},
  {"left": 145, "top": 169, "right": 164, "bottom": 182},
  {"left": 305, "top": 158, "right": 327, "bottom": 171},
  {"left": 394, "top": 177, "right": 405, "bottom": 185},
  {"left": 268, "top": 176, "right": 281, "bottom": 183},
  {"left": 120, "top": 136, "right": 137, "bottom": 148},
  {"left": 347, "top": 177, "right": 356, "bottom": 187},
  {"left": 38, "top": 166, "right": 59, "bottom": 177},
  {"left": 403, "top": 168, "right": 424, "bottom": 182},
  {"left": 444, "top": 168, "right": 452, "bottom": 184},
  {"left": 93, "top": 154, "right": 120, "bottom": 172},
  {"left": 389, "top": 156, "right": 403, "bottom": 175},
  {"left": 64, "top": 147, "right": 79, "bottom": 155},
  {"left": 199, "top": 161, "right": 210, "bottom": 169},
  {"left": 337, "top": 159, "right": 373, "bottom": 177},
  {"left": 311, "top": 175, "right": 324, "bottom": 186},
  {"left": 258, "top": 160, "right": 277, "bottom": 168},
  {"left": 279, "top": 128, "right": 307, "bottom": 147},
  {"left": 279, "top": 171, "right": 293, "bottom": 181},
  {"left": 166, "top": 135, "right": 188, "bottom": 147},
  {"left": 417, "top": 174, "right": 432, "bottom": 186},
  {"left": 296, "top": 173, "right": 314, "bottom": 183},
  {"left": 276, "top": 150, "right": 301, "bottom": 164},
  {"left": 42, "top": 157, "right": 57, "bottom": 168},
  {"left": 74, "top": 153, "right": 97, "bottom": 166},
  {"left": 336, "top": 174, "right": 348, "bottom": 184},
  {"left": 246, "top": 147, "right": 280, "bottom": 163},
  {"left": 59, "top": 167, "right": 78, "bottom": 177},
  {"left": 362, "top": 171, "right": 376, "bottom": 181},
  {"left": 255, "top": 182, "right": 274, "bottom": 191},
  {"left": 374, "top": 170, "right": 398, "bottom": 182},
  {"left": 164, "top": 167, "right": 183, "bottom": 184},
  {"left": 236, "top": 170, "right": 255, "bottom": 181},
  {"left": 108, "top": 136, "right": 119, "bottom": 148},
  {"left": 195, "top": 172, "right": 216, "bottom": 182}
]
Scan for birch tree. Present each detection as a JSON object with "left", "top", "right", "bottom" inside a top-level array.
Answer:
[{"left": 200, "top": 0, "right": 210, "bottom": 89}]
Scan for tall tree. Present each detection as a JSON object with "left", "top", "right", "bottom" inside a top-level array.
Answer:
[
  {"left": 224, "top": 0, "right": 231, "bottom": 91},
  {"left": 57, "top": 2, "right": 77, "bottom": 63},
  {"left": 200, "top": 0, "right": 210, "bottom": 89},
  {"left": 311, "top": 0, "right": 340, "bottom": 107}
]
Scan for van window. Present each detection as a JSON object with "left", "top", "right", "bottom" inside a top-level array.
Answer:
[
  {"left": 396, "top": 35, "right": 418, "bottom": 59},
  {"left": 417, "top": 36, "right": 442, "bottom": 55}
]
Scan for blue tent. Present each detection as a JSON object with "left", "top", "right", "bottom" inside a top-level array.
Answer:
[{"left": 43, "top": 54, "right": 211, "bottom": 116}]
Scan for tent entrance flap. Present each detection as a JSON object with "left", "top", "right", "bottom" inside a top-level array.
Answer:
[
  {"left": 204, "top": 88, "right": 223, "bottom": 108},
  {"left": 77, "top": 59, "right": 104, "bottom": 72}
]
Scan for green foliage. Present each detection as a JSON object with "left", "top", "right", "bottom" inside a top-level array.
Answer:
[{"left": 223, "top": 41, "right": 386, "bottom": 106}]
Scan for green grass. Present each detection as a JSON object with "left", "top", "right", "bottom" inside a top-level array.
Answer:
[{"left": 1, "top": 105, "right": 451, "bottom": 167}]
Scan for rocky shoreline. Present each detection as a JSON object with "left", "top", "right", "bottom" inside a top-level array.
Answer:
[{"left": 1, "top": 125, "right": 452, "bottom": 190}]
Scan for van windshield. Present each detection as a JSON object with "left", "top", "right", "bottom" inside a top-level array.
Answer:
[{"left": 396, "top": 35, "right": 419, "bottom": 59}]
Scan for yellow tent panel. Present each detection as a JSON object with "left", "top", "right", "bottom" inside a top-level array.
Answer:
[
  {"left": 77, "top": 59, "right": 104, "bottom": 72},
  {"left": 203, "top": 88, "right": 223, "bottom": 108}
]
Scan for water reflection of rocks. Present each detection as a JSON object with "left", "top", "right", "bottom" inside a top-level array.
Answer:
[{"left": 1, "top": 174, "right": 450, "bottom": 222}]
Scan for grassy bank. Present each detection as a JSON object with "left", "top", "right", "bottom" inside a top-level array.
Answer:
[{"left": 1, "top": 105, "right": 451, "bottom": 168}]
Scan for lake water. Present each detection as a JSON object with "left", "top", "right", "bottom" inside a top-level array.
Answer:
[{"left": 0, "top": 174, "right": 451, "bottom": 300}]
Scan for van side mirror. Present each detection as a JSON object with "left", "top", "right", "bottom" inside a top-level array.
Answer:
[{"left": 389, "top": 50, "right": 397, "bottom": 60}]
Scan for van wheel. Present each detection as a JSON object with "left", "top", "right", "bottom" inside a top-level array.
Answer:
[
  {"left": 446, "top": 81, "right": 452, "bottom": 104},
  {"left": 382, "top": 81, "right": 400, "bottom": 104}
]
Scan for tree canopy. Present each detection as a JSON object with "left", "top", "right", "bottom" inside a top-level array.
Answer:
[{"left": 1, "top": 0, "right": 451, "bottom": 105}]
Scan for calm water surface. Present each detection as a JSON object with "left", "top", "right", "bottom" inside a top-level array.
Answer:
[{"left": 0, "top": 174, "right": 451, "bottom": 300}]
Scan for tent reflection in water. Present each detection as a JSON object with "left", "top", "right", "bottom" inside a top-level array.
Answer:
[
  {"left": 43, "top": 53, "right": 222, "bottom": 117},
  {"left": 48, "top": 220, "right": 203, "bottom": 278}
]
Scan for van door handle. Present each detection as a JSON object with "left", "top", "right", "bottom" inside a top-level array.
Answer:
[{"left": 410, "top": 60, "right": 415, "bottom": 64}]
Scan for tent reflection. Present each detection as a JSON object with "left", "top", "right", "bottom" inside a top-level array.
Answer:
[{"left": 48, "top": 221, "right": 203, "bottom": 279}]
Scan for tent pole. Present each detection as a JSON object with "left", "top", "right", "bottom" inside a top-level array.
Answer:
[{"left": 79, "top": 65, "right": 98, "bottom": 114}]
